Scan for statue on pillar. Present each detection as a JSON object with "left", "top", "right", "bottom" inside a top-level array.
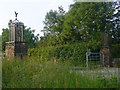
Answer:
[
  {"left": 15, "top": 11, "right": 18, "bottom": 20},
  {"left": 5, "top": 12, "right": 27, "bottom": 59}
]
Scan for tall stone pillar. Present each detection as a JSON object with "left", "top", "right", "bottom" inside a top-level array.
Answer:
[
  {"left": 100, "top": 33, "right": 113, "bottom": 67},
  {"left": 5, "top": 12, "right": 27, "bottom": 59}
]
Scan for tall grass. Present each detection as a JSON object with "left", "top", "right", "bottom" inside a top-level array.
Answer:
[{"left": 2, "top": 57, "right": 119, "bottom": 88}]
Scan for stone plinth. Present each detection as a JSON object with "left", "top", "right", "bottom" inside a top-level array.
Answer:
[
  {"left": 5, "top": 41, "right": 27, "bottom": 59},
  {"left": 100, "top": 46, "right": 113, "bottom": 67}
]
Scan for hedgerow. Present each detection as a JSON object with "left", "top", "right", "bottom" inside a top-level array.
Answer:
[{"left": 28, "top": 41, "right": 101, "bottom": 64}]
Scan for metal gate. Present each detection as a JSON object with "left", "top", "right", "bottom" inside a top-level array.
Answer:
[{"left": 86, "top": 49, "right": 100, "bottom": 67}]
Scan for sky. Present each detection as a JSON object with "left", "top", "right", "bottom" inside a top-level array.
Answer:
[{"left": 0, "top": 0, "right": 74, "bottom": 36}]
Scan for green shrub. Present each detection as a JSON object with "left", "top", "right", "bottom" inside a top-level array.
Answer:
[
  {"left": 111, "top": 44, "right": 120, "bottom": 58},
  {"left": 28, "top": 41, "right": 101, "bottom": 66}
]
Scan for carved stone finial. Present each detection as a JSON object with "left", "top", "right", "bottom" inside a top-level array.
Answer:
[{"left": 15, "top": 11, "right": 18, "bottom": 20}]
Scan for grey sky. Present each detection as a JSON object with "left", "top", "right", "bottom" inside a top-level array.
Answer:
[{"left": 0, "top": 0, "right": 74, "bottom": 36}]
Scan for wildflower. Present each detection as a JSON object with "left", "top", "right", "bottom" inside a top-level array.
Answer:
[{"left": 53, "top": 57, "right": 56, "bottom": 62}]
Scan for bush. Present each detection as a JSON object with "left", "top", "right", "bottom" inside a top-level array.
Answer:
[
  {"left": 111, "top": 44, "right": 120, "bottom": 58},
  {"left": 28, "top": 41, "right": 101, "bottom": 66}
]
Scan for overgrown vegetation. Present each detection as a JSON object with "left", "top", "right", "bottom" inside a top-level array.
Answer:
[
  {"left": 2, "top": 58, "right": 119, "bottom": 88},
  {"left": 2, "top": 1, "right": 120, "bottom": 88},
  {"left": 36, "top": 1, "right": 120, "bottom": 61},
  {"left": 0, "top": 35, "right": 2, "bottom": 50},
  {"left": 40, "top": 2, "right": 119, "bottom": 46},
  {"left": 29, "top": 41, "right": 101, "bottom": 66},
  {"left": 111, "top": 44, "right": 120, "bottom": 58}
]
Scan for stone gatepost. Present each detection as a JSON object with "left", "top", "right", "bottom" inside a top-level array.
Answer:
[
  {"left": 100, "top": 33, "right": 113, "bottom": 67},
  {"left": 5, "top": 12, "right": 27, "bottom": 59}
]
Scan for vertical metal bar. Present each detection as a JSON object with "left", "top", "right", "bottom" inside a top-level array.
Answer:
[
  {"left": 103, "top": 53, "right": 104, "bottom": 66},
  {"left": 118, "top": 68, "right": 120, "bottom": 84},
  {"left": 86, "top": 52, "right": 88, "bottom": 67}
]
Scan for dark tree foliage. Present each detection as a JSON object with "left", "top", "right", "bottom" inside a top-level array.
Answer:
[
  {"left": 0, "top": 35, "right": 2, "bottom": 50},
  {"left": 23, "top": 27, "right": 39, "bottom": 48},
  {"left": 111, "top": 1, "right": 120, "bottom": 44},
  {"left": 41, "top": 2, "right": 119, "bottom": 46},
  {"left": 62, "top": 2, "right": 114, "bottom": 43},
  {"left": 40, "top": 6, "right": 66, "bottom": 46},
  {"left": 2, "top": 28, "right": 9, "bottom": 51},
  {"left": 43, "top": 6, "right": 65, "bottom": 35}
]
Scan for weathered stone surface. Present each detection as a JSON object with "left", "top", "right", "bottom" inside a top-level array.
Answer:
[
  {"left": 5, "top": 41, "right": 27, "bottom": 59},
  {"left": 5, "top": 18, "right": 28, "bottom": 59},
  {"left": 100, "top": 47, "right": 113, "bottom": 67},
  {"left": 100, "top": 32, "right": 113, "bottom": 67},
  {"left": 112, "top": 58, "right": 120, "bottom": 67},
  {"left": 5, "top": 45, "right": 15, "bottom": 57}
]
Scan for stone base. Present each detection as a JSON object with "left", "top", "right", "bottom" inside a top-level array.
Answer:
[
  {"left": 100, "top": 46, "right": 113, "bottom": 67},
  {"left": 5, "top": 41, "right": 28, "bottom": 59},
  {"left": 112, "top": 58, "right": 120, "bottom": 67},
  {"left": 5, "top": 45, "right": 15, "bottom": 57}
]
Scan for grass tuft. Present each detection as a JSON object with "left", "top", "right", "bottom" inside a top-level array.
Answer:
[{"left": 2, "top": 57, "right": 119, "bottom": 88}]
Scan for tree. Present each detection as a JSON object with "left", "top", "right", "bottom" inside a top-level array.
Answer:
[
  {"left": 43, "top": 10, "right": 58, "bottom": 35},
  {"left": 111, "top": 1, "right": 120, "bottom": 44},
  {"left": 2, "top": 28, "right": 9, "bottom": 51},
  {"left": 0, "top": 35, "right": 2, "bottom": 51},
  {"left": 41, "top": 2, "right": 119, "bottom": 46},
  {"left": 62, "top": 2, "right": 114, "bottom": 43},
  {"left": 41, "top": 6, "right": 66, "bottom": 46},
  {"left": 23, "top": 27, "right": 39, "bottom": 48},
  {"left": 56, "top": 6, "right": 66, "bottom": 34},
  {"left": 43, "top": 6, "right": 66, "bottom": 34}
]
